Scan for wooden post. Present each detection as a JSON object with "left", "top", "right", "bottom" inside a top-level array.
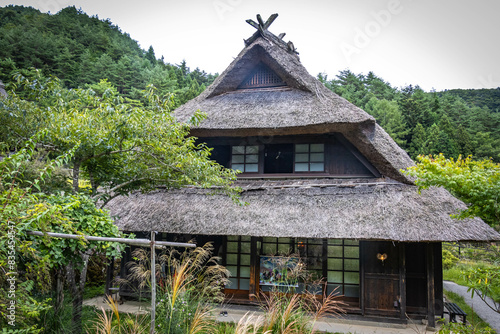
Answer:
[
  {"left": 150, "top": 231, "right": 156, "bottom": 334},
  {"left": 426, "top": 243, "right": 436, "bottom": 329},
  {"left": 359, "top": 241, "right": 365, "bottom": 316},
  {"left": 105, "top": 256, "right": 115, "bottom": 296},
  {"left": 249, "top": 237, "right": 257, "bottom": 300},
  {"left": 399, "top": 243, "right": 407, "bottom": 321}
]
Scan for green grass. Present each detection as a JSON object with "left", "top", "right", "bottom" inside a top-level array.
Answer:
[{"left": 443, "top": 290, "right": 495, "bottom": 332}]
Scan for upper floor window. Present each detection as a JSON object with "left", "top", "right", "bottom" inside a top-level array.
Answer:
[
  {"left": 231, "top": 145, "right": 259, "bottom": 173},
  {"left": 294, "top": 143, "right": 325, "bottom": 172}
]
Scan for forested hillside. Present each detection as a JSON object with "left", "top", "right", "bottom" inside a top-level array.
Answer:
[
  {"left": 1, "top": 5, "right": 499, "bottom": 162},
  {"left": 0, "top": 5, "right": 215, "bottom": 107},
  {"left": 319, "top": 71, "right": 500, "bottom": 162}
]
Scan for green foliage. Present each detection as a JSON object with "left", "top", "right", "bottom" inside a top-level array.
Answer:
[
  {"left": 0, "top": 5, "right": 216, "bottom": 103},
  {"left": 0, "top": 135, "right": 127, "bottom": 332},
  {"left": 463, "top": 265, "right": 500, "bottom": 312},
  {"left": 1, "top": 72, "right": 240, "bottom": 207},
  {"left": 438, "top": 321, "right": 495, "bottom": 334},
  {"left": 442, "top": 249, "right": 459, "bottom": 270},
  {"left": 404, "top": 154, "right": 500, "bottom": 229}
]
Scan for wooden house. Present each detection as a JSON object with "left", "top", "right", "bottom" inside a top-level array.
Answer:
[{"left": 107, "top": 15, "right": 500, "bottom": 325}]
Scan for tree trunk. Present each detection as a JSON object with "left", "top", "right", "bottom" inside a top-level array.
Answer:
[
  {"left": 69, "top": 251, "right": 92, "bottom": 334},
  {"left": 54, "top": 267, "right": 65, "bottom": 318},
  {"left": 72, "top": 160, "right": 81, "bottom": 193}
]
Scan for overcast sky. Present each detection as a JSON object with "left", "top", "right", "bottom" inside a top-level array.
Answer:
[{"left": 3, "top": 0, "right": 500, "bottom": 91}]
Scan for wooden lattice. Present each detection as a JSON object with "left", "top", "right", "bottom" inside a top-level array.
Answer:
[{"left": 238, "top": 63, "right": 286, "bottom": 89}]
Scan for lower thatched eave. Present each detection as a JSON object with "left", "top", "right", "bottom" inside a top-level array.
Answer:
[{"left": 105, "top": 179, "right": 500, "bottom": 242}]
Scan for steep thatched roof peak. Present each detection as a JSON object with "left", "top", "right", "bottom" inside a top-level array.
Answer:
[{"left": 173, "top": 14, "right": 414, "bottom": 183}]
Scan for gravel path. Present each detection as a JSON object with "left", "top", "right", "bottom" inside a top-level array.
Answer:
[{"left": 443, "top": 280, "right": 500, "bottom": 332}]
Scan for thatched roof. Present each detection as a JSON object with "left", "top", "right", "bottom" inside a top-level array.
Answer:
[
  {"left": 106, "top": 15, "right": 500, "bottom": 244},
  {"left": 173, "top": 17, "right": 414, "bottom": 184},
  {"left": 106, "top": 178, "right": 500, "bottom": 242}
]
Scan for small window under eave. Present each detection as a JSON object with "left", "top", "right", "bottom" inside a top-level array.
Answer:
[{"left": 238, "top": 62, "right": 287, "bottom": 89}]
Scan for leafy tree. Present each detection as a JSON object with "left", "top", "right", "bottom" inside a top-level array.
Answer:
[
  {"left": 364, "top": 98, "right": 408, "bottom": 147},
  {"left": 404, "top": 155, "right": 500, "bottom": 317},
  {"left": 2, "top": 72, "right": 240, "bottom": 205},
  {"left": 0, "top": 72, "right": 240, "bottom": 332},
  {"left": 404, "top": 154, "right": 499, "bottom": 229},
  {"left": 0, "top": 135, "right": 125, "bottom": 333},
  {"left": 408, "top": 123, "right": 428, "bottom": 159}
]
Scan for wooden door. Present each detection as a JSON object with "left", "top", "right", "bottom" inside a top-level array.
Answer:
[{"left": 361, "top": 241, "right": 401, "bottom": 317}]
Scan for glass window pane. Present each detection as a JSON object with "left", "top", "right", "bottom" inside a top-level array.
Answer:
[
  {"left": 246, "top": 146, "right": 259, "bottom": 154},
  {"left": 227, "top": 242, "right": 238, "bottom": 252},
  {"left": 295, "top": 144, "right": 309, "bottom": 153},
  {"left": 344, "top": 285, "right": 360, "bottom": 298},
  {"left": 226, "top": 254, "right": 238, "bottom": 265},
  {"left": 241, "top": 242, "right": 251, "bottom": 253},
  {"left": 263, "top": 237, "right": 276, "bottom": 243},
  {"left": 240, "top": 254, "right": 250, "bottom": 265},
  {"left": 239, "top": 279, "right": 250, "bottom": 290},
  {"left": 345, "top": 272, "right": 359, "bottom": 284},
  {"left": 295, "top": 153, "right": 309, "bottom": 162},
  {"left": 295, "top": 163, "right": 309, "bottom": 172},
  {"left": 307, "top": 244, "right": 322, "bottom": 258},
  {"left": 232, "top": 164, "right": 244, "bottom": 172},
  {"left": 327, "top": 284, "right": 343, "bottom": 296},
  {"left": 227, "top": 235, "right": 238, "bottom": 241},
  {"left": 328, "top": 246, "right": 342, "bottom": 257},
  {"left": 308, "top": 238, "right": 322, "bottom": 244},
  {"left": 328, "top": 239, "right": 342, "bottom": 245},
  {"left": 278, "top": 238, "right": 290, "bottom": 243},
  {"left": 328, "top": 258, "right": 343, "bottom": 270},
  {"left": 344, "top": 259, "right": 359, "bottom": 271},
  {"left": 245, "top": 164, "right": 258, "bottom": 172},
  {"left": 232, "top": 146, "right": 245, "bottom": 154},
  {"left": 344, "top": 247, "right": 359, "bottom": 258},
  {"left": 310, "top": 163, "right": 324, "bottom": 172},
  {"left": 327, "top": 271, "right": 343, "bottom": 283},
  {"left": 241, "top": 236, "right": 251, "bottom": 241},
  {"left": 310, "top": 153, "right": 324, "bottom": 162},
  {"left": 227, "top": 278, "right": 238, "bottom": 288},
  {"left": 246, "top": 154, "right": 259, "bottom": 163},
  {"left": 231, "top": 155, "right": 244, "bottom": 163},
  {"left": 278, "top": 243, "right": 291, "bottom": 254},
  {"left": 226, "top": 266, "right": 238, "bottom": 276},
  {"left": 240, "top": 266, "right": 250, "bottom": 278},
  {"left": 310, "top": 143, "right": 324, "bottom": 152},
  {"left": 344, "top": 239, "right": 359, "bottom": 245},
  {"left": 263, "top": 243, "right": 276, "bottom": 255}
]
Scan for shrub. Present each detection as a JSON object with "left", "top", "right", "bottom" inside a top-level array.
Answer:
[{"left": 443, "top": 249, "right": 459, "bottom": 269}]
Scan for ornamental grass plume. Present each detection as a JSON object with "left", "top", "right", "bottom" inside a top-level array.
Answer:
[{"left": 126, "top": 242, "right": 229, "bottom": 333}]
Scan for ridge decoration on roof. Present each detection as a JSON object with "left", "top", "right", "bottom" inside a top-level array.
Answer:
[{"left": 244, "top": 14, "right": 298, "bottom": 55}]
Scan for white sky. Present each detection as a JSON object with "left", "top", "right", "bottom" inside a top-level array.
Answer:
[{"left": 2, "top": 0, "right": 500, "bottom": 91}]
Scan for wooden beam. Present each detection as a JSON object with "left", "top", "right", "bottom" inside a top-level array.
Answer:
[
  {"left": 263, "top": 14, "right": 278, "bottom": 29},
  {"left": 426, "top": 243, "right": 436, "bottom": 329},
  {"left": 256, "top": 14, "right": 265, "bottom": 30},
  {"left": 27, "top": 230, "right": 196, "bottom": 248},
  {"left": 246, "top": 19, "right": 259, "bottom": 30}
]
